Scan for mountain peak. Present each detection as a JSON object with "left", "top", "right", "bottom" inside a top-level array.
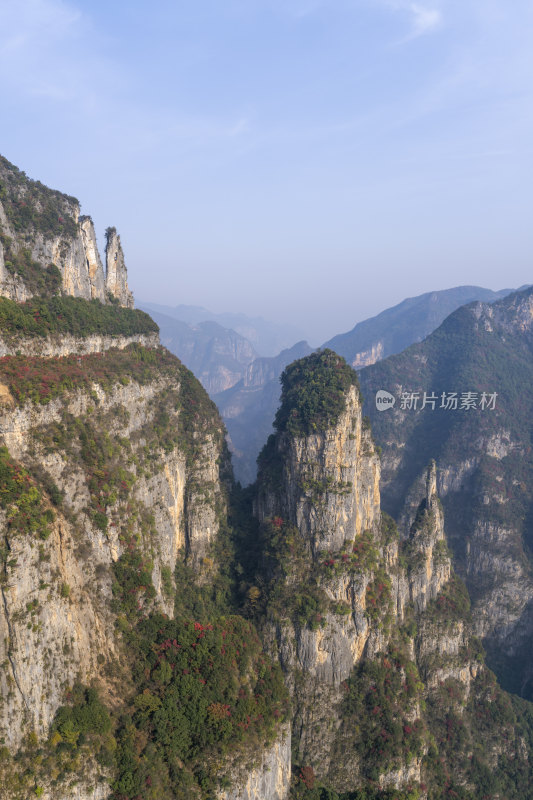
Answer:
[{"left": 0, "top": 154, "right": 133, "bottom": 307}]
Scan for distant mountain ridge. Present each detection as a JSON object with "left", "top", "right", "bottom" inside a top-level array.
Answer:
[
  {"left": 358, "top": 285, "right": 533, "bottom": 699},
  {"left": 140, "top": 303, "right": 314, "bottom": 482},
  {"left": 219, "top": 284, "right": 523, "bottom": 484},
  {"left": 145, "top": 308, "right": 258, "bottom": 395},
  {"left": 144, "top": 285, "right": 526, "bottom": 486},
  {"left": 140, "top": 300, "right": 306, "bottom": 357},
  {"left": 324, "top": 285, "right": 521, "bottom": 367}
]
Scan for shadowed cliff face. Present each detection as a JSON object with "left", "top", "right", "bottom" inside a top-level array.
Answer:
[{"left": 359, "top": 285, "right": 533, "bottom": 699}]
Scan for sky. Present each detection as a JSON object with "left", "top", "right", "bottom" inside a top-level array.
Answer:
[{"left": 0, "top": 0, "right": 532, "bottom": 344}]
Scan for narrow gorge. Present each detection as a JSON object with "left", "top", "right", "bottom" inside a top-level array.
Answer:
[{"left": 0, "top": 155, "right": 532, "bottom": 800}]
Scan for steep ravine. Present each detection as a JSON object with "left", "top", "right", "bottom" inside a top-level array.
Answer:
[
  {"left": 0, "top": 329, "right": 294, "bottom": 800},
  {"left": 1, "top": 155, "right": 533, "bottom": 800}
]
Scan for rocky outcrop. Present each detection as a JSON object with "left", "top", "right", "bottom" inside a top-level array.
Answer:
[
  {"left": 1, "top": 153, "right": 532, "bottom": 799},
  {"left": 79, "top": 216, "right": 106, "bottom": 301},
  {"left": 23, "top": 774, "right": 110, "bottom": 800},
  {"left": 254, "top": 369, "right": 391, "bottom": 782},
  {"left": 0, "top": 231, "right": 32, "bottom": 303},
  {"left": 0, "top": 157, "right": 134, "bottom": 307},
  {"left": 218, "top": 725, "right": 291, "bottom": 800},
  {"left": 47, "top": 785, "right": 110, "bottom": 800},
  {"left": 251, "top": 347, "right": 517, "bottom": 794},
  {"left": 406, "top": 461, "right": 451, "bottom": 614},
  {"left": 0, "top": 503, "right": 121, "bottom": 750},
  {"left": 256, "top": 385, "right": 380, "bottom": 554},
  {"left": 105, "top": 227, "right": 134, "bottom": 309},
  {"left": 351, "top": 340, "right": 384, "bottom": 367}
]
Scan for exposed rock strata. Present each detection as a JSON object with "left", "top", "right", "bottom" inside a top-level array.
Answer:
[
  {"left": 351, "top": 340, "right": 384, "bottom": 367},
  {"left": 256, "top": 385, "right": 381, "bottom": 554},
  {"left": 79, "top": 216, "right": 106, "bottom": 301},
  {"left": 0, "top": 331, "right": 159, "bottom": 358},
  {"left": 254, "top": 382, "right": 391, "bottom": 783}
]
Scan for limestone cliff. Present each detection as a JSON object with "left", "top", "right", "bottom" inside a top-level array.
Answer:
[
  {"left": 0, "top": 344, "right": 228, "bottom": 752},
  {"left": 79, "top": 216, "right": 106, "bottom": 301},
  {"left": 105, "top": 227, "right": 134, "bottom": 309},
  {"left": 0, "top": 319, "right": 292, "bottom": 800},
  {"left": 1, "top": 152, "right": 533, "bottom": 800},
  {"left": 404, "top": 462, "right": 450, "bottom": 615},
  {"left": 252, "top": 350, "right": 532, "bottom": 798},
  {"left": 0, "top": 329, "right": 531, "bottom": 800},
  {"left": 255, "top": 373, "right": 383, "bottom": 778},
  {"left": 0, "top": 155, "right": 292, "bottom": 800},
  {"left": 218, "top": 725, "right": 291, "bottom": 800},
  {"left": 0, "top": 155, "right": 133, "bottom": 307},
  {"left": 0, "top": 331, "right": 159, "bottom": 358},
  {"left": 256, "top": 383, "right": 381, "bottom": 553}
]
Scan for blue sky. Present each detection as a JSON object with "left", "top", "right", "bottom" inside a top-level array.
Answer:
[{"left": 1, "top": 0, "right": 532, "bottom": 343}]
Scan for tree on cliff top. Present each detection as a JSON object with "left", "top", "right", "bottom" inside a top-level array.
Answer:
[{"left": 274, "top": 349, "right": 360, "bottom": 437}]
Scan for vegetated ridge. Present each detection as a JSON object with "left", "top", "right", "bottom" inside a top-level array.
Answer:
[
  {"left": 1, "top": 157, "right": 532, "bottom": 800},
  {"left": 324, "top": 285, "right": 520, "bottom": 368},
  {"left": 214, "top": 340, "right": 313, "bottom": 485}
]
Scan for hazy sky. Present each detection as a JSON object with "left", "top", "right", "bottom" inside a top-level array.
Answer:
[{"left": 1, "top": 0, "right": 532, "bottom": 343}]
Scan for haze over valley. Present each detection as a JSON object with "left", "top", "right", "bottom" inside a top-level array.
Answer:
[
  {"left": 1, "top": 1, "right": 533, "bottom": 797},
  {"left": 1, "top": 152, "right": 532, "bottom": 799}
]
